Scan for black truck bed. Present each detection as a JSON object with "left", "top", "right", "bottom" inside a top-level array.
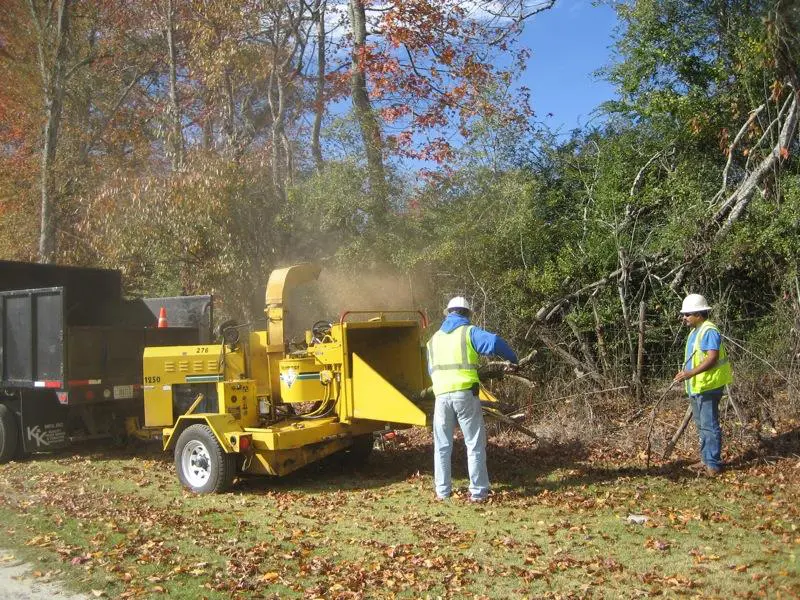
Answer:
[{"left": 0, "top": 261, "right": 213, "bottom": 389}]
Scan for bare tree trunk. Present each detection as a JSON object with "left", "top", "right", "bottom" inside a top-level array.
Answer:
[
  {"left": 349, "top": 0, "right": 388, "bottom": 214},
  {"left": 76, "top": 28, "right": 97, "bottom": 167},
  {"left": 635, "top": 300, "right": 646, "bottom": 402},
  {"left": 311, "top": 0, "right": 325, "bottom": 172},
  {"left": 567, "top": 318, "right": 597, "bottom": 373},
  {"left": 202, "top": 111, "right": 214, "bottom": 150},
  {"left": 617, "top": 248, "right": 636, "bottom": 379},
  {"left": 222, "top": 69, "right": 237, "bottom": 152},
  {"left": 591, "top": 299, "right": 610, "bottom": 376},
  {"left": 268, "top": 67, "right": 288, "bottom": 201},
  {"left": 29, "top": 0, "right": 72, "bottom": 263},
  {"left": 165, "top": 0, "right": 183, "bottom": 170}
]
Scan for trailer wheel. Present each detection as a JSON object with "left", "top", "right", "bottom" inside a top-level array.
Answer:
[
  {"left": 339, "top": 433, "right": 375, "bottom": 468},
  {"left": 0, "top": 404, "right": 20, "bottom": 464},
  {"left": 174, "top": 424, "right": 236, "bottom": 494}
]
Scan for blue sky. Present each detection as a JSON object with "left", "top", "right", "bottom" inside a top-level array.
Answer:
[{"left": 520, "top": 0, "right": 619, "bottom": 134}]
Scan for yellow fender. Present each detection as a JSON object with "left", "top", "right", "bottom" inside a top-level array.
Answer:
[{"left": 163, "top": 413, "right": 248, "bottom": 453}]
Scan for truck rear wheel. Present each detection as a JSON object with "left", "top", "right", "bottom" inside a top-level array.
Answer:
[
  {"left": 174, "top": 424, "right": 236, "bottom": 494},
  {"left": 0, "top": 404, "right": 20, "bottom": 464}
]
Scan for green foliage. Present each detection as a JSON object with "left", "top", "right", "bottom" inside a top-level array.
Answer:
[{"left": 1, "top": 0, "right": 797, "bottom": 402}]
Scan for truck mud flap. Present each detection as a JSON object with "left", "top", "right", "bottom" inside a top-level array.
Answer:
[{"left": 20, "top": 391, "right": 68, "bottom": 452}]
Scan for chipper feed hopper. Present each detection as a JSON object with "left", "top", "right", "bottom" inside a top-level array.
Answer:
[{"left": 142, "top": 264, "right": 431, "bottom": 493}]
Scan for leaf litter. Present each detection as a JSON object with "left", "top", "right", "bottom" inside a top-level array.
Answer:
[{"left": 0, "top": 428, "right": 797, "bottom": 599}]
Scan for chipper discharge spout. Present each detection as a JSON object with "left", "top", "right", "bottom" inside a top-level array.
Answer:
[{"left": 142, "top": 264, "right": 432, "bottom": 493}]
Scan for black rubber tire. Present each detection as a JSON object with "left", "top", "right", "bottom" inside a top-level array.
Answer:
[
  {"left": 0, "top": 404, "right": 20, "bottom": 464},
  {"left": 174, "top": 424, "right": 236, "bottom": 494},
  {"left": 339, "top": 433, "right": 375, "bottom": 468}
]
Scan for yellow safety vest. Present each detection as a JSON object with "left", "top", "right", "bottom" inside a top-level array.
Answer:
[
  {"left": 426, "top": 325, "right": 480, "bottom": 395},
  {"left": 685, "top": 320, "right": 733, "bottom": 394}
]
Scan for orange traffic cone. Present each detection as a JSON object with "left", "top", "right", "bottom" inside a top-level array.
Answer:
[{"left": 157, "top": 307, "right": 168, "bottom": 328}]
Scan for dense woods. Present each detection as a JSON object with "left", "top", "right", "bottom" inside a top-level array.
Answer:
[{"left": 1, "top": 0, "right": 799, "bottom": 419}]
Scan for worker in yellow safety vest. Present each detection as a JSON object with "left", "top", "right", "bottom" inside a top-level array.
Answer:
[
  {"left": 673, "top": 293, "right": 733, "bottom": 476},
  {"left": 426, "top": 296, "right": 518, "bottom": 502}
]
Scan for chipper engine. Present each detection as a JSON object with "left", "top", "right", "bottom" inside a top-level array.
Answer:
[{"left": 142, "top": 264, "right": 431, "bottom": 493}]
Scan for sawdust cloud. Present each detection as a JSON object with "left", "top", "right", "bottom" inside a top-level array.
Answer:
[{"left": 281, "top": 265, "right": 436, "bottom": 340}]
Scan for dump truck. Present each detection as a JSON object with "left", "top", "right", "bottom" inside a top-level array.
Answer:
[
  {"left": 142, "top": 263, "right": 437, "bottom": 493},
  {"left": 0, "top": 260, "right": 212, "bottom": 462}
]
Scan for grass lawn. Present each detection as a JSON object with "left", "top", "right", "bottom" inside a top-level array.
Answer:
[{"left": 0, "top": 426, "right": 798, "bottom": 599}]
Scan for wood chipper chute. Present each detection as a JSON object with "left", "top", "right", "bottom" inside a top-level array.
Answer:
[{"left": 142, "top": 264, "right": 432, "bottom": 493}]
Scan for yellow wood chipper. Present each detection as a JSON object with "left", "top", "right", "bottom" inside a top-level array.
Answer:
[{"left": 142, "top": 264, "right": 433, "bottom": 493}]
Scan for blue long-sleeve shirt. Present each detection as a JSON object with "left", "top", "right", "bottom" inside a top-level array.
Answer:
[{"left": 435, "top": 313, "right": 518, "bottom": 364}]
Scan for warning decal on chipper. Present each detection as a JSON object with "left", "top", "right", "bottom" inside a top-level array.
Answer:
[{"left": 280, "top": 368, "right": 298, "bottom": 388}]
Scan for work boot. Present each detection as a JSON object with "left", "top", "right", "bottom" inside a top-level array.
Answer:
[{"left": 705, "top": 466, "right": 722, "bottom": 477}]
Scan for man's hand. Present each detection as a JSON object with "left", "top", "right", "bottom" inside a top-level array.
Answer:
[{"left": 673, "top": 370, "right": 690, "bottom": 383}]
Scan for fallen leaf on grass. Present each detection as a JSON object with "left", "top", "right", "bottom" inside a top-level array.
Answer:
[
  {"left": 645, "top": 537, "right": 671, "bottom": 551},
  {"left": 91, "top": 590, "right": 106, "bottom": 597}
]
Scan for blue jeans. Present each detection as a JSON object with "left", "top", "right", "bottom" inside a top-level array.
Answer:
[
  {"left": 433, "top": 389, "right": 489, "bottom": 499},
  {"left": 690, "top": 388, "right": 723, "bottom": 470}
]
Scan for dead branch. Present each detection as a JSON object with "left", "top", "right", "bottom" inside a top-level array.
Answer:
[
  {"left": 661, "top": 405, "right": 693, "bottom": 461},
  {"left": 713, "top": 91, "right": 799, "bottom": 238},
  {"left": 534, "top": 255, "right": 670, "bottom": 322},
  {"left": 629, "top": 150, "right": 663, "bottom": 197},
  {"left": 532, "top": 328, "right": 613, "bottom": 388},
  {"left": 744, "top": 92, "right": 793, "bottom": 173},
  {"left": 671, "top": 89, "right": 799, "bottom": 290},
  {"left": 505, "top": 374, "right": 537, "bottom": 389},
  {"left": 645, "top": 380, "right": 678, "bottom": 468},
  {"left": 719, "top": 104, "right": 765, "bottom": 193}
]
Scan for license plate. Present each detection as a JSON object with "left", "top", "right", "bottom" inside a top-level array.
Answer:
[{"left": 113, "top": 385, "right": 134, "bottom": 399}]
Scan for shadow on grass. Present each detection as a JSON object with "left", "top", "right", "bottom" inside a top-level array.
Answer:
[
  {"left": 18, "top": 426, "right": 800, "bottom": 497},
  {"left": 724, "top": 424, "right": 800, "bottom": 469},
  {"left": 232, "top": 437, "right": 594, "bottom": 496}
]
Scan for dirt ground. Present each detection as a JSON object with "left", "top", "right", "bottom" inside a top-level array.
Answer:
[{"left": 0, "top": 551, "right": 89, "bottom": 600}]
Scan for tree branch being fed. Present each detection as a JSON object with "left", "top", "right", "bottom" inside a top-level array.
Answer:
[{"left": 478, "top": 350, "right": 537, "bottom": 385}]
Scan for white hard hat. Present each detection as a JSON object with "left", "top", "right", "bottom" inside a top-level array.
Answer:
[
  {"left": 680, "top": 293, "right": 712, "bottom": 313},
  {"left": 445, "top": 296, "right": 471, "bottom": 315}
]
